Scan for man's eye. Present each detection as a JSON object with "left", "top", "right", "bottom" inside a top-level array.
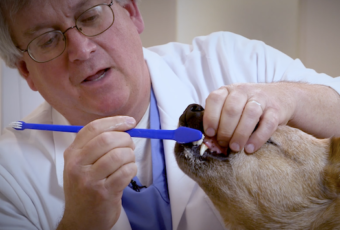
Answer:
[
  {"left": 40, "top": 38, "right": 54, "bottom": 47},
  {"left": 36, "top": 34, "right": 59, "bottom": 49},
  {"left": 78, "top": 7, "right": 102, "bottom": 26},
  {"left": 80, "top": 14, "right": 99, "bottom": 24}
]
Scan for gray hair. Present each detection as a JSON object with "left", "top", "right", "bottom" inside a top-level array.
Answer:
[{"left": 0, "top": 0, "right": 138, "bottom": 68}]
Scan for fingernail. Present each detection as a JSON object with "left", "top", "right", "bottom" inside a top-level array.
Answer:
[
  {"left": 206, "top": 128, "right": 215, "bottom": 137},
  {"left": 126, "top": 117, "right": 136, "bottom": 125},
  {"left": 245, "top": 144, "right": 254, "bottom": 153},
  {"left": 230, "top": 142, "right": 240, "bottom": 152},
  {"left": 218, "top": 141, "right": 228, "bottom": 147}
]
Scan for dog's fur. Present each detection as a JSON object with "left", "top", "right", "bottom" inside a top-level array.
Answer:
[{"left": 174, "top": 104, "right": 340, "bottom": 230}]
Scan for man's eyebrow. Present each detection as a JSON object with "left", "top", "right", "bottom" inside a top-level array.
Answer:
[
  {"left": 23, "top": 23, "right": 51, "bottom": 37},
  {"left": 72, "top": 0, "right": 92, "bottom": 11}
]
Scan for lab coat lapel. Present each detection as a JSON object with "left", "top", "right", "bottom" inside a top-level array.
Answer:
[
  {"left": 144, "top": 48, "right": 199, "bottom": 230},
  {"left": 51, "top": 108, "right": 75, "bottom": 188}
]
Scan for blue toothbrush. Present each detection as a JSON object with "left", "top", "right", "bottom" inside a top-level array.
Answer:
[{"left": 9, "top": 121, "right": 203, "bottom": 144}]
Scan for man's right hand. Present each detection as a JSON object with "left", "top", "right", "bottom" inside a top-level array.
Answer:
[{"left": 57, "top": 116, "right": 137, "bottom": 230}]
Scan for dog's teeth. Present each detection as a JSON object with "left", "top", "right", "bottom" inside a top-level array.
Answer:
[
  {"left": 200, "top": 143, "right": 209, "bottom": 156},
  {"left": 193, "top": 134, "right": 205, "bottom": 146}
]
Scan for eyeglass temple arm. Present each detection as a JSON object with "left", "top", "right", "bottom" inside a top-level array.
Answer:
[{"left": 16, "top": 47, "right": 27, "bottom": 53}]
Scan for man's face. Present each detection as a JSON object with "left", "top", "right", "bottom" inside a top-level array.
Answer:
[{"left": 11, "top": 0, "right": 150, "bottom": 125}]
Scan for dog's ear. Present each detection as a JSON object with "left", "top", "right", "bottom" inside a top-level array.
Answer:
[{"left": 323, "top": 137, "right": 340, "bottom": 194}]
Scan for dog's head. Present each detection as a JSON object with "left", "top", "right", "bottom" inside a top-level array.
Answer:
[{"left": 174, "top": 104, "right": 340, "bottom": 229}]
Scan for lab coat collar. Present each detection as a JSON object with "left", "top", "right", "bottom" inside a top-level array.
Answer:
[{"left": 144, "top": 48, "right": 198, "bottom": 230}]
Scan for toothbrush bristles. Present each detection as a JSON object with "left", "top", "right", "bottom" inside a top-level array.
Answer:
[
  {"left": 9, "top": 121, "right": 23, "bottom": 130},
  {"left": 192, "top": 134, "right": 205, "bottom": 146}
]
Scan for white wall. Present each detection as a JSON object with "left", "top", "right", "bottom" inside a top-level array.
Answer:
[
  {"left": 0, "top": 61, "right": 44, "bottom": 133},
  {"left": 139, "top": 0, "right": 340, "bottom": 78},
  {"left": 177, "top": 0, "right": 300, "bottom": 59},
  {"left": 139, "top": 0, "right": 177, "bottom": 47},
  {"left": 299, "top": 0, "right": 340, "bottom": 77},
  {"left": 139, "top": 0, "right": 300, "bottom": 60}
]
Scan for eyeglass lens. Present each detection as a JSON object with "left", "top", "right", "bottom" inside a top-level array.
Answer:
[{"left": 27, "top": 3, "right": 114, "bottom": 63}]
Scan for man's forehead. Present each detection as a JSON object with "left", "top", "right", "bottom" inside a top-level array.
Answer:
[
  {"left": 59, "top": 0, "right": 100, "bottom": 13},
  {"left": 32, "top": 0, "right": 100, "bottom": 15},
  {"left": 21, "top": 0, "right": 103, "bottom": 36}
]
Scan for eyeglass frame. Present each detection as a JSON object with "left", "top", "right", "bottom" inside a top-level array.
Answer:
[{"left": 17, "top": 0, "right": 114, "bottom": 63}]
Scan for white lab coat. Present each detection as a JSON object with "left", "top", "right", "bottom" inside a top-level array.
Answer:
[{"left": 0, "top": 32, "right": 339, "bottom": 230}]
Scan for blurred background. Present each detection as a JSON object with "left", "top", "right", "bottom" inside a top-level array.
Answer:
[{"left": 1, "top": 0, "right": 340, "bottom": 132}]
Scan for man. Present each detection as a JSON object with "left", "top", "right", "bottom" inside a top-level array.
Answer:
[{"left": 0, "top": 0, "right": 339, "bottom": 229}]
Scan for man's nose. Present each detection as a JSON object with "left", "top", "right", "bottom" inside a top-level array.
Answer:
[{"left": 65, "top": 28, "right": 97, "bottom": 62}]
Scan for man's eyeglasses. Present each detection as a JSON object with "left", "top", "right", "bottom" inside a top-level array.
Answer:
[{"left": 17, "top": 0, "right": 114, "bottom": 63}]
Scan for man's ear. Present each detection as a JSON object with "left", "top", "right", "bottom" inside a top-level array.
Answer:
[
  {"left": 16, "top": 60, "right": 38, "bottom": 91},
  {"left": 122, "top": 0, "right": 144, "bottom": 34}
]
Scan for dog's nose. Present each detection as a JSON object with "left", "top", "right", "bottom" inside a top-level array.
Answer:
[{"left": 179, "top": 104, "right": 204, "bottom": 132}]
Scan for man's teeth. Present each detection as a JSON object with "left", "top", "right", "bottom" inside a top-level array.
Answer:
[
  {"left": 200, "top": 143, "right": 209, "bottom": 156},
  {"left": 93, "top": 72, "right": 106, "bottom": 82}
]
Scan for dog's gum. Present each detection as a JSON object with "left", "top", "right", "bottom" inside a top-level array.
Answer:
[{"left": 204, "top": 138, "right": 226, "bottom": 154}]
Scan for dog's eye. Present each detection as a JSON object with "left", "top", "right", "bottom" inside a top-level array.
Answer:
[{"left": 266, "top": 138, "right": 277, "bottom": 146}]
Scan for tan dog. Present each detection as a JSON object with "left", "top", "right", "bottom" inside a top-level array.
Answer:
[{"left": 174, "top": 104, "right": 340, "bottom": 230}]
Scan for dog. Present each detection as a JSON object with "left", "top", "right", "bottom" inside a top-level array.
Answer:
[{"left": 174, "top": 104, "right": 340, "bottom": 230}]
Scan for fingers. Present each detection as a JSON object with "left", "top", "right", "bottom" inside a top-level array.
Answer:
[
  {"left": 204, "top": 86, "right": 251, "bottom": 147},
  {"left": 64, "top": 115, "right": 137, "bottom": 180},
  {"left": 61, "top": 116, "right": 138, "bottom": 229},
  {"left": 65, "top": 115, "right": 136, "bottom": 163},
  {"left": 228, "top": 100, "right": 263, "bottom": 152},
  {"left": 204, "top": 87, "right": 248, "bottom": 139},
  {"left": 106, "top": 161, "right": 137, "bottom": 192},
  {"left": 76, "top": 131, "right": 135, "bottom": 165},
  {"left": 203, "top": 87, "right": 229, "bottom": 137},
  {"left": 204, "top": 83, "right": 289, "bottom": 154},
  {"left": 72, "top": 116, "right": 136, "bottom": 149},
  {"left": 245, "top": 109, "right": 278, "bottom": 153},
  {"left": 92, "top": 147, "right": 136, "bottom": 181}
]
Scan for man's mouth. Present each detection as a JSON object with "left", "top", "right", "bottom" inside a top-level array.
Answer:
[{"left": 83, "top": 68, "right": 109, "bottom": 82}]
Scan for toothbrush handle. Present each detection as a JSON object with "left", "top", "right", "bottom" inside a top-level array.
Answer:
[
  {"left": 14, "top": 122, "right": 201, "bottom": 143},
  {"left": 23, "top": 123, "right": 174, "bottom": 139},
  {"left": 126, "top": 129, "right": 174, "bottom": 140},
  {"left": 24, "top": 123, "right": 83, "bottom": 133}
]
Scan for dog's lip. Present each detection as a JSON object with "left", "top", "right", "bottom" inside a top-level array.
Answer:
[
  {"left": 180, "top": 124, "right": 231, "bottom": 161},
  {"left": 184, "top": 137, "right": 231, "bottom": 161},
  {"left": 201, "top": 149, "right": 230, "bottom": 161}
]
